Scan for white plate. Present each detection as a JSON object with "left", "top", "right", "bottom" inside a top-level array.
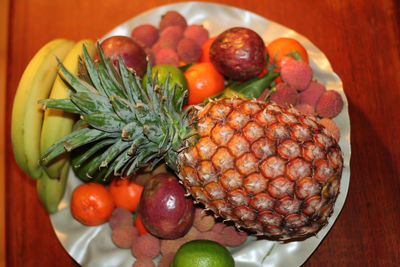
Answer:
[{"left": 50, "top": 2, "right": 351, "bottom": 267}]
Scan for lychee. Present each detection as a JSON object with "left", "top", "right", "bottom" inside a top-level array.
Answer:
[
  {"left": 159, "top": 10, "right": 187, "bottom": 31},
  {"left": 132, "top": 257, "right": 155, "bottom": 267},
  {"left": 211, "top": 222, "right": 226, "bottom": 233},
  {"left": 280, "top": 59, "right": 313, "bottom": 91},
  {"left": 177, "top": 38, "right": 201, "bottom": 63},
  {"left": 155, "top": 48, "right": 180, "bottom": 66},
  {"left": 299, "top": 80, "right": 326, "bottom": 109},
  {"left": 316, "top": 90, "right": 344, "bottom": 118},
  {"left": 294, "top": 103, "right": 316, "bottom": 116},
  {"left": 131, "top": 24, "right": 159, "bottom": 48},
  {"left": 111, "top": 224, "right": 139, "bottom": 249},
  {"left": 158, "top": 253, "right": 175, "bottom": 267},
  {"left": 269, "top": 82, "right": 299, "bottom": 107},
  {"left": 159, "top": 26, "right": 184, "bottom": 49},
  {"left": 192, "top": 208, "right": 215, "bottom": 232},
  {"left": 220, "top": 226, "right": 248, "bottom": 247},
  {"left": 182, "top": 226, "right": 201, "bottom": 242},
  {"left": 131, "top": 233, "right": 160, "bottom": 259},
  {"left": 183, "top": 25, "right": 209, "bottom": 46},
  {"left": 160, "top": 238, "right": 186, "bottom": 256},
  {"left": 319, "top": 118, "right": 341, "bottom": 141},
  {"left": 109, "top": 208, "right": 133, "bottom": 230}
]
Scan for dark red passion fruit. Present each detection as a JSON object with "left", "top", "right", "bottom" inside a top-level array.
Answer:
[
  {"left": 210, "top": 27, "right": 266, "bottom": 81},
  {"left": 98, "top": 35, "right": 147, "bottom": 77},
  {"left": 138, "top": 173, "right": 195, "bottom": 239}
]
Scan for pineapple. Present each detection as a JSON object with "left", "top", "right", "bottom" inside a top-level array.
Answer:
[{"left": 40, "top": 45, "right": 343, "bottom": 241}]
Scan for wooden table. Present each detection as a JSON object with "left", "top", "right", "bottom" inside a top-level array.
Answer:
[{"left": 3, "top": 0, "right": 400, "bottom": 266}]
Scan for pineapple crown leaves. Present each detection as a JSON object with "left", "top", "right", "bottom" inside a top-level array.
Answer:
[{"left": 39, "top": 43, "right": 195, "bottom": 179}]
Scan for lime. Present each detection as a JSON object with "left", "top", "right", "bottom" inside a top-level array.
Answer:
[
  {"left": 142, "top": 64, "right": 188, "bottom": 109},
  {"left": 170, "top": 240, "right": 235, "bottom": 267}
]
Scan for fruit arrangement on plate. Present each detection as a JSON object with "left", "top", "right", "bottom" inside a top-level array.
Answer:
[{"left": 11, "top": 2, "right": 350, "bottom": 267}]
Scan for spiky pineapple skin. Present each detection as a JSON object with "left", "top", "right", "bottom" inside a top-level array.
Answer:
[{"left": 178, "top": 98, "right": 343, "bottom": 240}]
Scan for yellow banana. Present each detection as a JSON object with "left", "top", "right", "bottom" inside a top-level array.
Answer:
[
  {"left": 11, "top": 39, "right": 75, "bottom": 179},
  {"left": 40, "top": 39, "right": 96, "bottom": 178},
  {"left": 36, "top": 160, "right": 70, "bottom": 214}
]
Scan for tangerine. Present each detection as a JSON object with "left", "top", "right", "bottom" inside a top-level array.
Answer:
[
  {"left": 109, "top": 177, "right": 143, "bottom": 212},
  {"left": 199, "top": 36, "right": 216, "bottom": 63},
  {"left": 184, "top": 62, "right": 225, "bottom": 105},
  {"left": 70, "top": 182, "right": 114, "bottom": 226},
  {"left": 267, "top": 37, "right": 309, "bottom": 66}
]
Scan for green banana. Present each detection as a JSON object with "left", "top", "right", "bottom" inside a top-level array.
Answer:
[
  {"left": 36, "top": 160, "right": 70, "bottom": 214},
  {"left": 40, "top": 39, "right": 96, "bottom": 178},
  {"left": 11, "top": 39, "right": 75, "bottom": 179}
]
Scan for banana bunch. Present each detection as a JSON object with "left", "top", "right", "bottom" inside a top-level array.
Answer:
[
  {"left": 11, "top": 38, "right": 96, "bottom": 213},
  {"left": 11, "top": 39, "right": 75, "bottom": 179}
]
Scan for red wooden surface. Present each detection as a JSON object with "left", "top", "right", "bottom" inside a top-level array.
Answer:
[{"left": 4, "top": 0, "right": 400, "bottom": 266}]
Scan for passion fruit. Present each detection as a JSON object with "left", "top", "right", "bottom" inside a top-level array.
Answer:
[
  {"left": 209, "top": 27, "right": 266, "bottom": 81},
  {"left": 138, "top": 173, "right": 195, "bottom": 239}
]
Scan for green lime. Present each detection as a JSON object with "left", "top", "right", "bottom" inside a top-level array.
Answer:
[
  {"left": 170, "top": 240, "right": 235, "bottom": 267},
  {"left": 142, "top": 64, "right": 188, "bottom": 109}
]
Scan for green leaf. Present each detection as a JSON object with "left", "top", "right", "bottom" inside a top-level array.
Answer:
[
  {"left": 158, "top": 124, "right": 171, "bottom": 152},
  {"left": 64, "top": 130, "right": 117, "bottom": 152},
  {"left": 147, "top": 70, "right": 160, "bottom": 115},
  {"left": 133, "top": 105, "right": 153, "bottom": 125},
  {"left": 57, "top": 58, "right": 99, "bottom": 94},
  {"left": 145, "top": 63, "right": 154, "bottom": 93},
  {"left": 72, "top": 119, "right": 89, "bottom": 131},
  {"left": 86, "top": 152, "right": 108, "bottom": 178},
  {"left": 108, "top": 149, "right": 134, "bottom": 177},
  {"left": 77, "top": 55, "right": 92, "bottom": 85},
  {"left": 100, "top": 139, "right": 131, "bottom": 168},
  {"left": 178, "top": 63, "right": 193, "bottom": 72},
  {"left": 209, "top": 71, "right": 279, "bottom": 101},
  {"left": 72, "top": 138, "right": 115, "bottom": 168},
  {"left": 85, "top": 140, "right": 129, "bottom": 177},
  {"left": 126, "top": 148, "right": 149, "bottom": 176},
  {"left": 97, "top": 44, "right": 121, "bottom": 81},
  {"left": 97, "top": 63, "right": 127, "bottom": 99},
  {"left": 82, "top": 112, "right": 125, "bottom": 132},
  {"left": 128, "top": 69, "right": 146, "bottom": 104},
  {"left": 233, "top": 71, "right": 278, "bottom": 94},
  {"left": 137, "top": 63, "right": 152, "bottom": 104},
  {"left": 40, "top": 127, "right": 116, "bottom": 166},
  {"left": 70, "top": 91, "right": 114, "bottom": 114},
  {"left": 110, "top": 95, "right": 136, "bottom": 122},
  {"left": 39, "top": 99, "right": 82, "bottom": 114},
  {"left": 118, "top": 56, "right": 135, "bottom": 104},
  {"left": 286, "top": 50, "right": 303, "bottom": 61},
  {"left": 121, "top": 121, "right": 142, "bottom": 141},
  {"left": 96, "top": 44, "right": 128, "bottom": 98},
  {"left": 83, "top": 44, "right": 107, "bottom": 96},
  {"left": 173, "top": 85, "right": 187, "bottom": 112},
  {"left": 143, "top": 124, "right": 162, "bottom": 143},
  {"left": 105, "top": 58, "right": 125, "bottom": 91}
]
